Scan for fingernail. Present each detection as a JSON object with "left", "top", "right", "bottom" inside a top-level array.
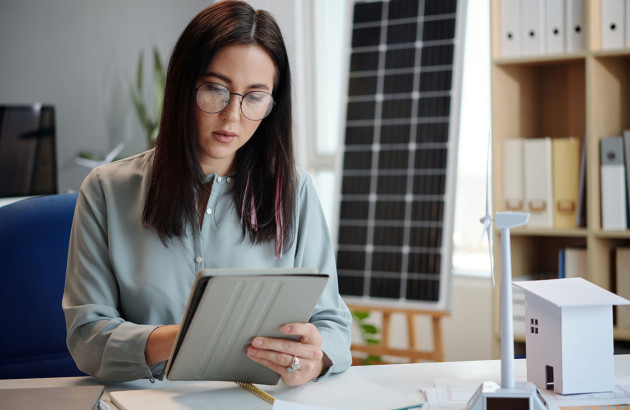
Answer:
[
  {"left": 253, "top": 338, "right": 262, "bottom": 347},
  {"left": 282, "top": 325, "right": 291, "bottom": 333}
]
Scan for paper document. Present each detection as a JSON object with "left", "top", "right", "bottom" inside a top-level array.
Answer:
[
  {"left": 538, "top": 384, "right": 630, "bottom": 410},
  {"left": 110, "top": 372, "right": 423, "bottom": 410}
]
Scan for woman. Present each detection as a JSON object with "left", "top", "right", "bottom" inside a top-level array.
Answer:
[{"left": 62, "top": 0, "right": 352, "bottom": 386}]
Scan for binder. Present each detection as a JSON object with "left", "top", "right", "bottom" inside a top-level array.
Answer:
[
  {"left": 524, "top": 138, "right": 554, "bottom": 228},
  {"left": 503, "top": 139, "right": 525, "bottom": 211},
  {"left": 566, "top": 0, "right": 586, "bottom": 52},
  {"left": 623, "top": 129, "right": 630, "bottom": 222},
  {"left": 576, "top": 137, "right": 587, "bottom": 227},
  {"left": 600, "top": 136, "right": 628, "bottom": 230},
  {"left": 500, "top": 0, "right": 521, "bottom": 57},
  {"left": 601, "top": 0, "right": 625, "bottom": 50},
  {"left": 616, "top": 247, "right": 630, "bottom": 329},
  {"left": 520, "top": 0, "right": 545, "bottom": 56},
  {"left": 564, "top": 248, "right": 587, "bottom": 279},
  {"left": 164, "top": 268, "right": 329, "bottom": 385},
  {"left": 627, "top": 0, "right": 630, "bottom": 47},
  {"left": 552, "top": 137, "right": 581, "bottom": 228},
  {"left": 545, "top": 0, "right": 565, "bottom": 54}
]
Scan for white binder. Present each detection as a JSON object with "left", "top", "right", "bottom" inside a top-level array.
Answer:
[
  {"left": 566, "top": 0, "right": 586, "bottom": 52},
  {"left": 600, "top": 136, "right": 628, "bottom": 230},
  {"left": 503, "top": 139, "right": 525, "bottom": 211},
  {"left": 520, "top": 0, "right": 546, "bottom": 56},
  {"left": 601, "top": 0, "right": 625, "bottom": 50},
  {"left": 545, "top": 0, "right": 565, "bottom": 54},
  {"left": 500, "top": 0, "right": 521, "bottom": 57},
  {"left": 524, "top": 138, "right": 554, "bottom": 228}
]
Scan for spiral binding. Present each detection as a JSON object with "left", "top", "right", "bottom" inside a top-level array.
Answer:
[{"left": 234, "top": 381, "right": 275, "bottom": 405}]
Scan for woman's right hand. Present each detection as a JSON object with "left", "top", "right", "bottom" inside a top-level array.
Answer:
[{"left": 145, "top": 324, "right": 180, "bottom": 365}]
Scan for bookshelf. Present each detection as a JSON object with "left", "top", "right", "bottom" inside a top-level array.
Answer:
[{"left": 490, "top": 0, "right": 630, "bottom": 355}]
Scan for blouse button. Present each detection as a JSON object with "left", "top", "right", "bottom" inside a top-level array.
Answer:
[
  {"left": 206, "top": 208, "right": 213, "bottom": 215},
  {"left": 195, "top": 256, "right": 202, "bottom": 263},
  {"left": 217, "top": 176, "right": 223, "bottom": 183},
  {"left": 227, "top": 177, "right": 233, "bottom": 183}
]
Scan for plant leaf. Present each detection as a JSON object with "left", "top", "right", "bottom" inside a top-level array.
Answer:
[
  {"left": 352, "top": 311, "right": 370, "bottom": 321},
  {"left": 136, "top": 51, "right": 144, "bottom": 92},
  {"left": 366, "top": 338, "right": 380, "bottom": 345},
  {"left": 362, "top": 324, "right": 378, "bottom": 334},
  {"left": 152, "top": 47, "right": 166, "bottom": 121}
]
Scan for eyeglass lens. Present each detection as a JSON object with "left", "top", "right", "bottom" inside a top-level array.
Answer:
[{"left": 196, "top": 82, "right": 274, "bottom": 120}]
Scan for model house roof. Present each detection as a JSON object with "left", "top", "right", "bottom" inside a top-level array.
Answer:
[{"left": 513, "top": 277, "right": 630, "bottom": 308}]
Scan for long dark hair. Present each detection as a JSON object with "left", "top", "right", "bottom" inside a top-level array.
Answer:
[{"left": 142, "top": 0, "right": 296, "bottom": 257}]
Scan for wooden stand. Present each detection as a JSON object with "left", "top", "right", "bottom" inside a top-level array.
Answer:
[{"left": 348, "top": 305, "right": 449, "bottom": 364}]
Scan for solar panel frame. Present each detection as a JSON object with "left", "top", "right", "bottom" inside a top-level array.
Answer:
[{"left": 334, "top": 0, "right": 467, "bottom": 310}]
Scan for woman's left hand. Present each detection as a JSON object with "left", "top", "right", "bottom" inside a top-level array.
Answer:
[{"left": 246, "top": 322, "right": 331, "bottom": 386}]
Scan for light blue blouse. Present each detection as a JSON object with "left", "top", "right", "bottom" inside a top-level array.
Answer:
[{"left": 62, "top": 150, "right": 352, "bottom": 383}]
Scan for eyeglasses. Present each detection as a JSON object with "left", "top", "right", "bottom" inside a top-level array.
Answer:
[{"left": 195, "top": 82, "right": 275, "bottom": 121}]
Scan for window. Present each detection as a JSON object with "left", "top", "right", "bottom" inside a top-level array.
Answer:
[{"left": 531, "top": 318, "right": 539, "bottom": 334}]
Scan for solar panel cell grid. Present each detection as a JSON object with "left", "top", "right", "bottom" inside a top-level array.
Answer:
[{"left": 337, "top": 0, "right": 461, "bottom": 305}]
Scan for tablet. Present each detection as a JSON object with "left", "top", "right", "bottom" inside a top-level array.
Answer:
[{"left": 164, "top": 267, "right": 329, "bottom": 385}]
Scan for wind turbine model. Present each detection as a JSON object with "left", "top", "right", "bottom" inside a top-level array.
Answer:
[{"left": 466, "top": 137, "right": 545, "bottom": 410}]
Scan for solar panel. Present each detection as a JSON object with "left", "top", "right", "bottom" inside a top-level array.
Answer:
[{"left": 336, "top": 0, "right": 465, "bottom": 309}]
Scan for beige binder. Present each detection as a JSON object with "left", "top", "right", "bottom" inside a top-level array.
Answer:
[
  {"left": 524, "top": 137, "right": 554, "bottom": 228},
  {"left": 503, "top": 139, "right": 524, "bottom": 211},
  {"left": 616, "top": 248, "right": 630, "bottom": 329},
  {"left": 552, "top": 137, "right": 581, "bottom": 228}
]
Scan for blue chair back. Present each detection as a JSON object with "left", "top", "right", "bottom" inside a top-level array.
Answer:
[{"left": 0, "top": 193, "right": 85, "bottom": 378}]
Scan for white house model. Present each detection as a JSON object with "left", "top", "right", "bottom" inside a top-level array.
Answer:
[{"left": 514, "top": 277, "right": 630, "bottom": 395}]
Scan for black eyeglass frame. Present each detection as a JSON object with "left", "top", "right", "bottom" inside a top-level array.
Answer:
[{"left": 194, "top": 82, "right": 275, "bottom": 121}]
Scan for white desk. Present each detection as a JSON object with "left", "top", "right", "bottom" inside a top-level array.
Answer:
[{"left": 2, "top": 356, "right": 630, "bottom": 409}]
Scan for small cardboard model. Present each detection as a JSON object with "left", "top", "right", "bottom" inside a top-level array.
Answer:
[{"left": 514, "top": 277, "right": 630, "bottom": 395}]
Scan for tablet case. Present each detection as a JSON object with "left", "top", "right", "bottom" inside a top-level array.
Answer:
[{"left": 164, "top": 268, "right": 329, "bottom": 385}]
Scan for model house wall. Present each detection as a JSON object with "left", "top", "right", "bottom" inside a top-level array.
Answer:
[{"left": 516, "top": 278, "right": 630, "bottom": 395}]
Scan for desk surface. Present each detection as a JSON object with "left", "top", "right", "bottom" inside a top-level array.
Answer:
[{"left": 2, "top": 355, "right": 630, "bottom": 409}]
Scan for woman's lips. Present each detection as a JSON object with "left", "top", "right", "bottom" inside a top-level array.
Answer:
[{"left": 212, "top": 131, "right": 236, "bottom": 143}]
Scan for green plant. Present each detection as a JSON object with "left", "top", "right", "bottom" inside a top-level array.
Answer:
[
  {"left": 130, "top": 47, "right": 166, "bottom": 148},
  {"left": 352, "top": 310, "right": 382, "bottom": 365}
]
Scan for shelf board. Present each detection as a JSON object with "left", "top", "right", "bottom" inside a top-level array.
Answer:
[
  {"left": 492, "top": 53, "right": 586, "bottom": 67},
  {"left": 614, "top": 328, "right": 630, "bottom": 341},
  {"left": 592, "top": 49, "right": 630, "bottom": 59},
  {"left": 593, "top": 230, "right": 630, "bottom": 239},
  {"left": 498, "top": 227, "right": 588, "bottom": 238}
]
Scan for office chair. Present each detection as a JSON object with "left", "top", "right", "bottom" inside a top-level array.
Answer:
[{"left": 0, "top": 193, "right": 85, "bottom": 378}]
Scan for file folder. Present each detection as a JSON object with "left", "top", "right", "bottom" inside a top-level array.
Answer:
[
  {"left": 566, "top": 0, "right": 586, "bottom": 52},
  {"left": 552, "top": 137, "right": 581, "bottom": 228},
  {"left": 503, "top": 139, "right": 525, "bottom": 211},
  {"left": 616, "top": 248, "right": 630, "bottom": 329},
  {"left": 500, "top": 0, "right": 521, "bottom": 57},
  {"left": 564, "top": 248, "right": 587, "bottom": 279},
  {"left": 524, "top": 138, "right": 554, "bottom": 228},
  {"left": 600, "top": 136, "right": 628, "bottom": 230},
  {"left": 623, "top": 129, "right": 630, "bottom": 222},
  {"left": 601, "top": 0, "right": 625, "bottom": 50},
  {"left": 545, "top": 0, "right": 565, "bottom": 54},
  {"left": 520, "top": 0, "right": 545, "bottom": 56}
]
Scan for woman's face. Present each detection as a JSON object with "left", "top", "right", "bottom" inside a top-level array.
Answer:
[{"left": 194, "top": 43, "right": 276, "bottom": 176}]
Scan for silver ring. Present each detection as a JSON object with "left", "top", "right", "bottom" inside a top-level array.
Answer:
[{"left": 287, "top": 355, "right": 301, "bottom": 373}]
